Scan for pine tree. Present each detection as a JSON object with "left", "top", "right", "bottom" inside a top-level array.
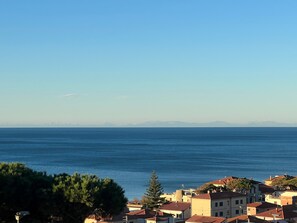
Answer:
[{"left": 143, "top": 171, "right": 165, "bottom": 210}]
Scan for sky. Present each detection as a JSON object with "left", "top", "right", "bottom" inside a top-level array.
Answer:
[{"left": 0, "top": 0, "right": 297, "bottom": 126}]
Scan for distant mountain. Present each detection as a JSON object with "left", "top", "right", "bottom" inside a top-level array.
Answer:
[
  {"left": 1, "top": 121, "right": 297, "bottom": 128},
  {"left": 122, "top": 121, "right": 297, "bottom": 127}
]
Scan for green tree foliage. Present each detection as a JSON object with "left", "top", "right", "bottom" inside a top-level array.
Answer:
[
  {"left": 226, "top": 178, "right": 252, "bottom": 193},
  {"left": 95, "top": 178, "right": 128, "bottom": 219},
  {"left": 196, "top": 183, "right": 220, "bottom": 194},
  {"left": 271, "top": 176, "right": 297, "bottom": 190},
  {"left": 143, "top": 171, "right": 165, "bottom": 210},
  {"left": 0, "top": 163, "right": 53, "bottom": 223},
  {"left": 52, "top": 174, "right": 127, "bottom": 221},
  {"left": 0, "top": 163, "right": 127, "bottom": 223}
]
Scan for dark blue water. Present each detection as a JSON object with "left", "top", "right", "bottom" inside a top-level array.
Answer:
[{"left": 0, "top": 128, "right": 296, "bottom": 199}]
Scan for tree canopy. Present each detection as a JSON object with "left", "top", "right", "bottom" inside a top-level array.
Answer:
[
  {"left": 142, "top": 171, "right": 165, "bottom": 210},
  {"left": 0, "top": 163, "right": 127, "bottom": 223},
  {"left": 226, "top": 178, "right": 252, "bottom": 193},
  {"left": 270, "top": 175, "right": 297, "bottom": 190}
]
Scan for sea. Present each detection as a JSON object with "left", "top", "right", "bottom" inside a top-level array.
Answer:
[{"left": 0, "top": 127, "right": 297, "bottom": 199}]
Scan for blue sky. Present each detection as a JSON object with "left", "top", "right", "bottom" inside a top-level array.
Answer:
[{"left": 1, "top": 1, "right": 297, "bottom": 126}]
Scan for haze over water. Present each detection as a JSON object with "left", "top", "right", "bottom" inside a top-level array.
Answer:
[{"left": 0, "top": 127, "right": 296, "bottom": 199}]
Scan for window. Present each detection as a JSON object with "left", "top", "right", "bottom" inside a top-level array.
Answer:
[
  {"left": 227, "top": 200, "right": 230, "bottom": 206},
  {"left": 240, "top": 199, "right": 243, "bottom": 204},
  {"left": 235, "top": 200, "right": 239, "bottom": 205},
  {"left": 215, "top": 212, "right": 218, "bottom": 217},
  {"left": 215, "top": 202, "right": 218, "bottom": 207},
  {"left": 236, "top": 210, "right": 239, "bottom": 214},
  {"left": 219, "top": 201, "right": 223, "bottom": 206},
  {"left": 219, "top": 212, "right": 223, "bottom": 217}
]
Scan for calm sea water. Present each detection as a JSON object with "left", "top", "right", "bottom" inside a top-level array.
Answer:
[{"left": 0, "top": 128, "right": 296, "bottom": 199}]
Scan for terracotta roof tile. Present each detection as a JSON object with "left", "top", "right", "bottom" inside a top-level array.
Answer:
[
  {"left": 186, "top": 215, "right": 225, "bottom": 223},
  {"left": 127, "top": 209, "right": 171, "bottom": 220},
  {"left": 227, "top": 215, "right": 269, "bottom": 223},
  {"left": 160, "top": 202, "right": 191, "bottom": 211},
  {"left": 247, "top": 202, "right": 277, "bottom": 209},
  {"left": 256, "top": 208, "right": 284, "bottom": 219}
]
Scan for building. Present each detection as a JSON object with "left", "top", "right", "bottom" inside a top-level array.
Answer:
[
  {"left": 125, "top": 209, "right": 173, "bottom": 223},
  {"left": 255, "top": 205, "right": 297, "bottom": 223},
  {"left": 227, "top": 215, "right": 269, "bottom": 223},
  {"left": 186, "top": 215, "right": 226, "bottom": 223},
  {"left": 162, "top": 189, "right": 196, "bottom": 203},
  {"left": 265, "top": 191, "right": 297, "bottom": 206},
  {"left": 146, "top": 217, "right": 171, "bottom": 223},
  {"left": 247, "top": 202, "right": 277, "bottom": 215},
  {"left": 159, "top": 202, "right": 191, "bottom": 220},
  {"left": 208, "top": 176, "right": 263, "bottom": 203},
  {"left": 85, "top": 213, "right": 124, "bottom": 223},
  {"left": 191, "top": 192, "right": 247, "bottom": 218},
  {"left": 127, "top": 202, "right": 143, "bottom": 211}
]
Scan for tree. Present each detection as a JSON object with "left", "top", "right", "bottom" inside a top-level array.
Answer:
[
  {"left": 94, "top": 178, "right": 127, "bottom": 219},
  {"left": 0, "top": 163, "right": 128, "bottom": 223},
  {"left": 143, "top": 171, "right": 165, "bottom": 210},
  {"left": 226, "top": 178, "right": 252, "bottom": 193},
  {"left": 0, "top": 163, "right": 53, "bottom": 223},
  {"left": 52, "top": 173, "right": 127, "bottom": 223},
  {"left": 196, "top": 183, "right": 221, "bottom": 194}
]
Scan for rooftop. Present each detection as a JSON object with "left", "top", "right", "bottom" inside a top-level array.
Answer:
[
  {"left": 247, "top": 202, "right": 277, "bottom": 209},
  {"left": 186, "top": 215, "right": 225, "bottom": 223},
  {"left": 160, "top": 202, "right": 191, "bottom": 211},
  {"left": 227, "top": 215, "right": 269, "bottom": 223},
  {"left": 193, "top": 192, "right": 246, "bottom": 200},
  {"left": 127, "top": 209, "right": 171, "bottom": 220}
]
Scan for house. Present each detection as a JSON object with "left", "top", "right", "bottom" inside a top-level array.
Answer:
[
  {"left": 146, "top": 217, "right": 171, "bottom": 223},
  {"left": 208, "top": 176, "right": 263, "bottom": 203},
  {"left": 227, "top": 215, "right": 269, "bottom": 223},
  {"left": 191, "top": 191, "right": 247, "bottom": 218},
  {"left": 265, "top": 191, "right": 297, "bottom": 206},
  {"left": 186, "top": 215, "right": 226, "bottom": 223},
  {"left": 85, "top": 213, "right": 124, "bottom": 223},
  {"left": 125, "top": 209, "right": 173, "bottom": 223},
  {"left": 162, "top": 189, "right": 196, "bottom": 203},
  {"left": 247, "top": 202, "right": 278, "bottom": 215},
  {"left": 258, "top": 184, "right": 275, "bottom": 195},
  {"left": 127, "top": 201, "right": 143, "bottom": 211},
  {"left": 255, "top": 205, "right": 297, "bottom": 223},
  {"left": 159, "top": 202, "right": 191, "bottom": 220}
]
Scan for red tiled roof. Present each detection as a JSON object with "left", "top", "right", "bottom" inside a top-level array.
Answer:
[
  {"left": 186, "top": 215, "right": 225, "bottom": 223},
  {"left": 257, "top": 205, "right": 297, "bottom": 220},
  {"left": 127, "top": 209, "right": 171, "bottom": 220},
  {"left": 193, "top": 192, "right": 245, "bottom": 200},
  {"left": 247, "top": 202, "right": 277, "bottom": 209},
  {"left": 160, "top": 202, "right": 191, "bottom": 211},
  {"left": 256, "top": 208, "right": 284, "bottom": 219},
  {"left": 258, "top": 184, "right": 275, "bottom": 194},
  {"left": 227, "top": 215, "right": 269, "bottom": 223}
]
